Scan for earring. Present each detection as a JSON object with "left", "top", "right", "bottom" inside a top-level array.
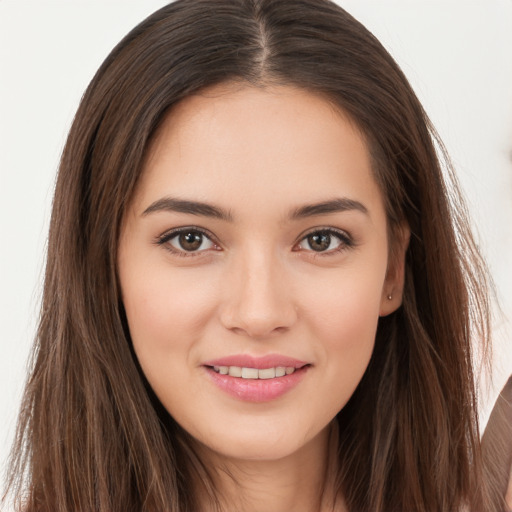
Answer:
[{"left": 387, "top": 294, "right": 392, "bottom": 300}]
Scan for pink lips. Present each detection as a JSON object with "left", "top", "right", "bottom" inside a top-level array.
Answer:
[{"left": 202, "top": 354, "right": 310, "bottom": 403}]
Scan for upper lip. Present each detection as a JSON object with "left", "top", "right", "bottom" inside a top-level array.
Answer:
[{"left": 203, "top": 354, "right": 309, "bottom": 370}]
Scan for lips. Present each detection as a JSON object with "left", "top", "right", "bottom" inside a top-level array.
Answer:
[{"left": 202, "top": 354, "right": 310, "bottom": 402}]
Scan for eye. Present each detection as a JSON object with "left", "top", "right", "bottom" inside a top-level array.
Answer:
[
  {"left": 157, "top": 227, "right": 218, "bottom": 255},
  {"left": 296, "top": 229, "right": 352, "bottom": 253}
]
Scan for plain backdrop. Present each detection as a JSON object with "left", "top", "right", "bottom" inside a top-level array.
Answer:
[{"left": 1, "top": 0, "right": 511, "bottom": 483}]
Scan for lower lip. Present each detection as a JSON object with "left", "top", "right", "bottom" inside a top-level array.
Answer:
[{"left": 204, "top": 366, "right": 309, "bottom": 402}]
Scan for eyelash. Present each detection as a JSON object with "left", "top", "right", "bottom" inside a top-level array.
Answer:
[
  {"left": 294, "top": 228, "right": 354, "bottom": 256},
  {"left": 155, "top": 226, "right": 354, "bottom": 257},
  {"left": 155, "top": 226, "right": 220, "bottom": 258}
]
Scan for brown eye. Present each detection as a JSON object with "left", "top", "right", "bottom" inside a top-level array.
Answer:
[
  {"left": 307, "top": 233, "right": 332, "bottom": 252},
  {"left": 165, "top": 229, "right": 215, "bottom": 253},
  {"left": 296, "top": 229, "right": 350, "bottom": 253},
  {"left": 179, "top": 231, "right": 203, "bottom": 251}
]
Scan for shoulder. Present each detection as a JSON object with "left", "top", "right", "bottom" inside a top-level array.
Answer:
[{"left": 482, "top": 376, "right": 512, "bottom": 511}]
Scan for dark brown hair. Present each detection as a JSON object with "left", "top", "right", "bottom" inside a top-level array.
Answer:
[{"left": 4, "top": 0, "right": 499, "bottom": 510}]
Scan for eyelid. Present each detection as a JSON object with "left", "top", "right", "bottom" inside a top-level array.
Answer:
[
  {"left": 293, "top": 227, "right": 354, "bottom": 253},
  {"left": 155, "top": 226, "right": 221, "bottom": 256}
]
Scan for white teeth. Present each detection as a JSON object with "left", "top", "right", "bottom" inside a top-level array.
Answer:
[
  {"left": 228, "top": 366, "right": 242, "bottom": 377},
  {"left": 241, "top": 367, "right": 259, "bottom": 379},
  {"left": 212, "top": 365, "right": 299, "bottom": 379},
  {"left": 258, "top": 368, "right": 276, "bottom": 379}
]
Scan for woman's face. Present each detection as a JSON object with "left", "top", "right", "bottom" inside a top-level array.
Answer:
[{"left": 118, "top": 84, "right": 405, "bottom": 462}]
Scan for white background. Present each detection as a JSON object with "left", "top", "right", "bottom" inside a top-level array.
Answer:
[{"left": 1, "top": 0, "right": 511, "bottom": 485}]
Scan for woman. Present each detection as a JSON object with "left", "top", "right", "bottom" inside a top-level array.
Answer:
[{"left": 4, "top": 0, "right": 510, "bottom": 510}]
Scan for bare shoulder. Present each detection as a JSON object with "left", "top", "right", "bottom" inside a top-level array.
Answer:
[{"left": 482, "top": 376, "right": 512, "bottom": 511}]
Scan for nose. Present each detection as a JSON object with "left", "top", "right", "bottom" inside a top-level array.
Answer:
[{"left": 219, "top": 250, "right": 297, "bottom": 339}]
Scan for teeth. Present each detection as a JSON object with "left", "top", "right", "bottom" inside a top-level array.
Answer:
[
  {"left": 258, "top": 368, "right": 275, "bottom": 379},
  {"left": 212, "top": 365, "right": 298, "bottom": 379},
  {"left": 275, "top": 367, "right": 286, "bottom": 377},
  {"left": 228, "top": 366, "right": 242, "bottom": 377},
  {"left": 241, "top": 367, "right": 259, "bottom": 379}
]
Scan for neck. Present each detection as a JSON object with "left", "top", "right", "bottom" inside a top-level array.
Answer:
[{"left": 193, "top": 421, "right": 346, "bottom": 512}]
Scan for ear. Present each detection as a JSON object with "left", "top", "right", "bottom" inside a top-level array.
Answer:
[{"left": 379, "top": 224, "right": 410, "bottom": 317}]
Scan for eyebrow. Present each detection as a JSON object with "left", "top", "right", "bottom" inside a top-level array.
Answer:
[
  {"left": 142, "top": 196, "right": 368, "bottom": 221},
  {"left": 290, "top": 198, "right": 368, "bottom": 219},
  {"left": 142, "top": 197, "right": 233, "bottom": 221}
]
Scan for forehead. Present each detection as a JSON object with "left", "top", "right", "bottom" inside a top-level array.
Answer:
[{"left": 134, "top": 84, "right": 385, "bottom": 223}]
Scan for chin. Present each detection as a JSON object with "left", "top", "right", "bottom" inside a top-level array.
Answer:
[{"left": 190, "top": 418, "right": 330, "bottom": 464}]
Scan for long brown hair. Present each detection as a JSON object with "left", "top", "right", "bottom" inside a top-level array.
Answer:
[{"left": 4, "top": 0, "right": 498, "bottom": 510}]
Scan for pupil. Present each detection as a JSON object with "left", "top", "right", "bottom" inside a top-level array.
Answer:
[
  {"left": 179, "top": 232, "right": 202, "bottom": 251},
  {"left": 309, "top": 233, "right": 330, "bottom": 251}
]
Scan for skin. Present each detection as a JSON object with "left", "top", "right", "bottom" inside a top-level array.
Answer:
[{"left": 118, "top": 84, "right": 408, "bottom": 511}]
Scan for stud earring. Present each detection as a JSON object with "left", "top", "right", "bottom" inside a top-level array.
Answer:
[{"left": 387, "top": 294, "right": 392, "bottom": 300}]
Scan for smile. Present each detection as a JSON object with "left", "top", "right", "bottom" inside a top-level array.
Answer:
[
  {"left": 211, "top": 365, "right": 297, "bottom": 379},
  {"left": 204, "top": 360, "right": 310, "bottom": 402}
]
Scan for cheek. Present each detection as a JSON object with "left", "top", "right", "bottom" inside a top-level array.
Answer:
[
  {"left": 304, "top": 261, "right": 384, "bottom": 341},
  {"left": 300, "top": 264, "right": 385, "bottom": 403},
  {"left": 120, "top": 265, "right": 222, "bottom": 415},
  {"left": 323, "top": 288, "right": 380, "bottom": 364},
  {"left": 120, "top": 264, "right": 219, "bottom": 359}
]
